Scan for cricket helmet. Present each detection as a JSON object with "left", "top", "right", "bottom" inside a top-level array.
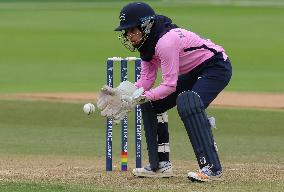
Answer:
[
  {"left": 115, "top": 2, "right": 156, "bottom": 31},
  {"left": 115, "top": 2, "right": 156, "bottom": 52}
]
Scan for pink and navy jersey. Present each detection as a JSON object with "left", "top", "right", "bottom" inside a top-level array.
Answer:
[{"left": 135, "top": 28, "right": 228, "bottom": 101}]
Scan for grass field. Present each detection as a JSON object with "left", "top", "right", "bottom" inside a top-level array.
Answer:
[
  {"left": 0, "top": 1, "right": 284, "bottom": 92},
  {"left": 0, "top": 0, "right": 284, "bottom": 191},
  {"left": 0, "top": 100, "right": 283, "bottom": 191}
]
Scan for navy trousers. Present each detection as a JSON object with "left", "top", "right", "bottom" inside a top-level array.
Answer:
[{"left": 152, "top": 53, "right": 232, "bottom": 113}]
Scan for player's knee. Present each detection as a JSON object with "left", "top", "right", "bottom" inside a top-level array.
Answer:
[{"left": 176, "top": 91, "right": 205, "bottom": 118}]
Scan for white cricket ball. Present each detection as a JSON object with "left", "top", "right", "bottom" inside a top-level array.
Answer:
[{"left": 83, "top": 103, "right": 95, "bottom": 115}]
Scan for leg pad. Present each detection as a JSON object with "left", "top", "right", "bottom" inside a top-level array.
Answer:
[
  {"left": 141, "top": 102, "right": 159, "bottom": 171},
  {"left": 176, "top": 91, "right": 221, "bottom": 172}
]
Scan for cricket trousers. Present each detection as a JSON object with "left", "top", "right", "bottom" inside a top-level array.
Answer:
[{"left": 151, "top": 53, "right": 232, "bottom": 112}]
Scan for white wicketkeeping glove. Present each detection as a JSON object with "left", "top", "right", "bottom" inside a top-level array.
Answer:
[
  {"left": 98, "top": 86, "right": 148, "bottom": 124},
  {"left": 121, "top": 87, "right": 147, "bottom": 107},
  {"left": 97, "top": 81, "right": 145, "bottom": 123},
  {"left": 110, "top": 87, "right": 148, "bottom": 123},
  {"left": 96, "top": 81, "right": 137, "bottom": 111}
]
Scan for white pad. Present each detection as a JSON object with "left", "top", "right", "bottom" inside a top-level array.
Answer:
[
  {"left": 158, "top": 143, "right": 170, "bottom": 153},
  {"left": 157, "top": 112, "right": 168, "bottom": 123}
]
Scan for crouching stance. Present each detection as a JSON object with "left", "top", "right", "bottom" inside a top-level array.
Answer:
[{"left": 97, "top": 2, "right": 232, "bottom": 182}]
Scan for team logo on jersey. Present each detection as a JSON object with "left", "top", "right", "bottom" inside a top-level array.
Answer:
[{"left": 120, "top": 13, "right": 126, "bottom": 21}]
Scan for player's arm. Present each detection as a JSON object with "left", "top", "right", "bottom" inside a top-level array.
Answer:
[
  {"left": 135, "top": 60, "right": 158, "bottom": 91},
  {"left": 143, "top": 35, "right": 180, "bottom": 101}
]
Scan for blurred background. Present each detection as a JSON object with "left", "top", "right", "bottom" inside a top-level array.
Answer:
[
  {"left": 0, "top": 0, "right": 283, "bottom": 93},
  {"left": 0, "top": 1, "right": 283, "bottom": 191}
]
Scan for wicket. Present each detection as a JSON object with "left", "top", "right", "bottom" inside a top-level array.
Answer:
[{"left": 106, "top": 57, "right": 142, "bottom": 171}]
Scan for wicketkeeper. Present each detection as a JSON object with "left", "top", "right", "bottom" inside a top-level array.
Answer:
[{"left": 97, "top": 2, "right": 232, "bottom": 182}]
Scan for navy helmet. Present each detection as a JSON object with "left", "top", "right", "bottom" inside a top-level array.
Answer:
[{"left": 115, "top": 2, "right": 156, "bottom": 31}]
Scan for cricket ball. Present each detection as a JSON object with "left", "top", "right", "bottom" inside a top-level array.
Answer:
[{"left": 83, "top": 103, "right": 95, "bottom": 115}]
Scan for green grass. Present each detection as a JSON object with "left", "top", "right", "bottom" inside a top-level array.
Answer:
[
  {"left": 1, "top": 100, "right": 283, "bottom": 162},
  {"left": 1, "top": 180, "right": 283, "bottom": 192},
  {"left": 0, "top": 2, "right": 284, "bottom": 92},
  {"left": 0, "top": 100, "right": 283, "bottom": 191},
  {"left": 0, "top": 182, "right": 105, "bottom": 192},
  {"left": 0, "top": 100, "right": 142, "bottom": 157}
]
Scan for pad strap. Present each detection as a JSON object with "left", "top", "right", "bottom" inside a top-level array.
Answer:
[
  {"left": 157, "top": 112, "right": 168, "bottom": 123},
  {"left": 158, "top": 143, "right": 170, "bottom": 153}
]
